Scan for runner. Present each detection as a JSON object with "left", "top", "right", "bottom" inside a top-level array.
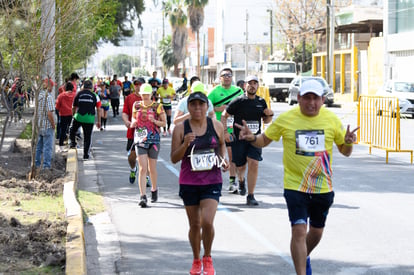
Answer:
[
  {"left": 235, "top": 79, "right": 359, "bottom": 275},
  {"left": 130, "top": 83, "right": 166, "bottom": 207},
  {"left": 157, "top": 78, "right": 176, "bottom": 136},
  {"left": 221, "top": 75, "right": 273, "bottom": 205},
  {"left": 208, "top": 68, "right": 244, "bottom": 193},
  {"left": 122, "top": 75, "right": 132, "bottom": 100},
  {"left": 171, "top": 91, "right": 229, "bottom": 275},
  {"left": 122, "top": 77, "right": 144, "bottom": 184},
  {"left": 98, "top": 82, "right": 110, "bottom": 131}
]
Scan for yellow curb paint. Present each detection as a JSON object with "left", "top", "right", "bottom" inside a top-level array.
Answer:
[{"left": 64, "top": 149, "right": 86, "bottom": 275}]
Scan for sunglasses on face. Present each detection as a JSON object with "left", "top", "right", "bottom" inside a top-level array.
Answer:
[{"left": 220, "top": 73, "right": 232, "bottom": 78}]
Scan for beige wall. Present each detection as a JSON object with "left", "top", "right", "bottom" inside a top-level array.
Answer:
[{"left": 367, "top": 37, "right": 384, "bottom": 95}]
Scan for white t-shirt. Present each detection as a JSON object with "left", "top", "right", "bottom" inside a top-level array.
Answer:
[{"left": 177, "top": 96, "right": 214, "bottom": 115}]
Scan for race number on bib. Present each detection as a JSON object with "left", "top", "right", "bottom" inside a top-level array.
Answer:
[
  {"left": 101, "top": 99, "right": 109, "bottom": 105},
  {"left": 134, "top": 128, "right": 148, "bottom": 144},
  {"left": 246, "top": 121, "right": 260, "bottom": 135},
  {"left": 162, "top": 98, "right": 171, "bottom": 104},
  {"left": 295, "top": 130, "right": 325, "bottom": 156}
]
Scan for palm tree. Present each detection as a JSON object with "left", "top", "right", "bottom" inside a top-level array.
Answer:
[
  {"left": 158, "top": 35, "right": 179, "bottom": 75},
  {"left": 185, "top": 0, "right": 208, "bottom": 77},
  {"left": 164, "top": 0, "right": 188, "bottom": 76}
]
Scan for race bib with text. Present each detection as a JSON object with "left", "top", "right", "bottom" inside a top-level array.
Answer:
[{"left": 295, "top": 130, "right": 325, "bottom": 156}]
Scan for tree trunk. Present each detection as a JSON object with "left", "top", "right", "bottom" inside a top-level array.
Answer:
[
  {"left": 197, "top": 30, "right": 200, "bottom": 77},
  {"left": 29, "top": 87, "right": 40, "bottom": 179},
  {"left": 302, "top": 38, "right": 306, "bottom": 73},
  {"left": 0, "top": 116, "right": 10, "bottom": 152},
  {"left": 174, "top": 64, "right": 179, "bottom": 77}
]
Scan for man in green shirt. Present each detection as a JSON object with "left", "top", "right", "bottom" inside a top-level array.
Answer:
[{"left": 208, "top": 68, "right": 243, "bottom": 193}]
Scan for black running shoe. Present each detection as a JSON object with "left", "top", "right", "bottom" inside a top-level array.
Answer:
[
  {"left": 238, "top": 179, "right": 246, "bottom": 196},
  {"left": 151, "top": 189, "right": 158, "bottom": 203},
  {"left": 139, "top": 195, "right": 147, "bottom": 208},
  {"left": 246, "top": 194, "right": 259, "bottom": 206}
]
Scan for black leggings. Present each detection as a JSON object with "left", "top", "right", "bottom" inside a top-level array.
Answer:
[
  {"left": 70, "top": 119, "right": 94, "bottom": 158},
  {"left": 111, "top": 98, "right": 120, "bottom": 115},
  {"left": 59, "top": 115, "right": 72, "bottom": 146}
]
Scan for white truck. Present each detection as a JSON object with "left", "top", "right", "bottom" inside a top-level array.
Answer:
[{"left": 258, "top": 60, "right": 297, "bottom": 102}]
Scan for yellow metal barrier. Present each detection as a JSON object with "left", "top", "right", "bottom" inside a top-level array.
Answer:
[
  {"left": 357, "top": 95, "right": 413, "bottom": 163},
  {"left": 257, "top": 86, "right": 271, "bottom": 108}
]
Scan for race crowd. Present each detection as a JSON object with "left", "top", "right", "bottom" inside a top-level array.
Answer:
[{"left": 21, "top": 68, "right": 359, "bottom": 275}]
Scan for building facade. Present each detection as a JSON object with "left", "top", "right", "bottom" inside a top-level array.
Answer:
[{"left": 383, "top": 0, "right": 414, "bottom": 81}]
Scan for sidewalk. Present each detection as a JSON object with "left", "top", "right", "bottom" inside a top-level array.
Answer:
[{"left": 0, "top": 111, "right": 33, "bottom": 153}]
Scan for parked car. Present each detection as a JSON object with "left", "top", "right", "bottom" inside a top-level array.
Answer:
[
  {"left": 287, "top": 76, "right": 334, "bottom": 106},
  {"left": 376, "top": 80, "right": 414, "bottom": 118}
]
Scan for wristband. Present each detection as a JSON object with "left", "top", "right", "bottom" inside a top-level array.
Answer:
[
  {"left": 344, "top": 142, "right": 353, "bottom": 147},
  {"left": 251, "top": 135, "right": 257, "bottom": 143}
]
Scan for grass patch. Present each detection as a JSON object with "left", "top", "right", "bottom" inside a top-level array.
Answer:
[
  {"left": 19, "top": 121, "right": 32, "bottom": 139},
  {"left": 0, "top": 193, "right": 65, "bottom": 225},
  {"left": 19, "top": 266, "right": 64, "bottom": 275},
  {"left": 77, "top": 190, "right": 105, "bottom": 222}
]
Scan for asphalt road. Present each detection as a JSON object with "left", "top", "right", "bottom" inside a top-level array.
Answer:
[{"left": 79, "top": 101, "right": 414, "bottom": 275}]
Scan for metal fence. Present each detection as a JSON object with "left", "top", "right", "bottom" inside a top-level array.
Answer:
[{"left": 357, "top": 95, "right": 413, "bottom": 163}]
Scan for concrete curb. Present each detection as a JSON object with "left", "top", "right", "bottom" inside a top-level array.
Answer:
[{"left": 64, "top": 149, "right": 87, "bottom": 275}]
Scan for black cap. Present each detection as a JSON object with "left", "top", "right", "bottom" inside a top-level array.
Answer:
[
  {"left": 188, "top": 92, "right": 208, "bottom": 104},
  {"left": 134, "top": 77, "right": 145, "bottom": 84},
  {"left": 83, "top": 80, "right": 93, "bottom": 89}
]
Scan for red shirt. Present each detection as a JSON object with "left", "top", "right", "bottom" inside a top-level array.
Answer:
[
  {"left": 58, "top": 84, "right": 65, "bottom": 95},
  {"left": 56, "top": 91, "right": 76, "bottom": 116},
  {"left": 123, "top": 93, "right": 142, "bottom": 139}
]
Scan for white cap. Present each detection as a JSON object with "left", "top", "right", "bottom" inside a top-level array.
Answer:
[
  {"left": 245, "top": 75, "right": 259, "bottom": 82},
  {"left": 300, "top": 79, "right": 324, "bottom": 97}
]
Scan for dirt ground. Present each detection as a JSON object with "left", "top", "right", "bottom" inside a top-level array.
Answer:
[{"left": 0, "top": 139, "right": 67, "bottom": 273}]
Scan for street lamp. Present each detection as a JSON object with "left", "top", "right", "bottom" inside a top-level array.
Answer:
[{"left": 267, "top": 9, "right": 273, "bottom": 57}]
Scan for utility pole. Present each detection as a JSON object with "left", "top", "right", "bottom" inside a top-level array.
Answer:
[
  {"left": 245, "top": 10, "right": 249, "bottom": 80},
  {"left": 326, "top": 0, "right": 331, "bottom": 84},
  {"left": 326, "top": 0, "right": 335, "bottom": 86},
  {"left": 162, "top": 1, "right": 165, "bottom": 39},
  {"left": 267, "top": 9, "right": 273, "bottom": 57}
]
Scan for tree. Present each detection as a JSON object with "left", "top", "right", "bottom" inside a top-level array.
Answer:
[
  {"left": 164, "top": 0, "right": 188, "bottom": 76},
  {"left": 0, "top": 0, "right": 134, "bottom": 177},
  {"left": 274, "top": 0, "right": 349, "bottom": 67},
  {"left": 293, "top": 41, "right": 315, "bottom": 73},
  {"left": 185, "top": 0, "right": 208, "bottom": 77},
  {"left": 109, "top": 0, "right": 146, "bottom": 46},
  {"left": 101, "top": 54, "right": 140, "bottom": 76},
  {"left": 158, "top": 35, "right": 179, "bottom": 75}
]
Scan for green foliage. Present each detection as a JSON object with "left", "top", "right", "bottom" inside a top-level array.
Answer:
[
  {"left": 0, "top": 0, "right": 146, "bottom": 82},
  {"left": 292, "top": 40, "right": 315, "bottom": 72},
  {"left": 158, "top": 35, "right": 178, "bottom": 71},
  {"left": 133, "top": 67, "right": 149, "bottom": 76},
  {"left": 77, "top": 190, "right": 105, "bottom": 222},
  {"left": 185, "top": 0, "right": 208, "bottom": 32},
  {"left": 164, "top": 0, "right": 188, "bottom": 63},
  {"left": 110, "top": 0, "right": 145, "bottom": 46},
  {"left": 19, "top": 121, "right": 32, "bottom": 139},
  {"left": 101, "top": 54, "right": 140, "bottom": 76}
]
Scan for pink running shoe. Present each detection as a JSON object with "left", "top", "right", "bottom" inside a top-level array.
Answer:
[
  {"left": 190, "top": 258, "right": 202, "bottom": 275},
  {"left": 202, "top": 256, "right": 215, "bottom": 275}
]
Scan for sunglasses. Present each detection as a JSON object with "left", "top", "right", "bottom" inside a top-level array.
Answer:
[{"left": 220, "top": 73, "right": 232, "bottom": 78}]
